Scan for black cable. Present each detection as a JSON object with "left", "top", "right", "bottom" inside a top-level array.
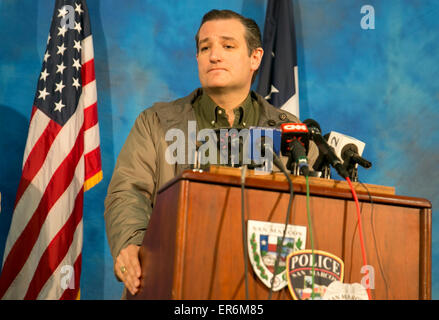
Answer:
[
  {"left": 268, "top": 152, "right": 295, "bottom": 300},
  {"left": 358, "top": 180, "right": 389, "bottom": 299},
  {"left": 240, "top": 165, "right": 249, "bottom": 300}
]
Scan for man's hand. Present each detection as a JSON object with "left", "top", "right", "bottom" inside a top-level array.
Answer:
[{"left": 115, "top": 244, "right": 141, "bottom": 295}]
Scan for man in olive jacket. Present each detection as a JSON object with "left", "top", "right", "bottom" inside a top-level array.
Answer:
[{"left": 104, "top": 9, "right": 315, "bottom": 296}]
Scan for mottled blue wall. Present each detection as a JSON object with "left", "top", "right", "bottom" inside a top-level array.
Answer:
[{"left": 0, "top": 0, "right": 437, "bottom": 299}]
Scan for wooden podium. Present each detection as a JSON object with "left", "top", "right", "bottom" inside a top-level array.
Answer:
[{"left": 128, "top": 167, "right": 432, "bottom": 300}]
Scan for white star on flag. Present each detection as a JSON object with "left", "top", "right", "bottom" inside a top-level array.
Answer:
[
  {"left": 38, "top": 87, "right": 49, "bottom": 100},
  {"left": 54, "top": 99, "right": 65, "bottom": 112},
  {"left": 72, "top": 58, "right": 81, "bottom": 71},
  {"left": 74, "top": 21, "right": 82, "bottom": 33},
  {"left": 55, "top": 80, "right": 65, "bottom": 93},
  {"left": 72, "top": 77, "right": 80, "bottom": 89},
  {"left": 75, "top": 3, "right": 84, "bottom": 15},
  {"left": 56, "top": 62, "right": 66, "bottom": 74},
  {"left": 264, "top": 85, "right": 279, "bottom": 100},
  {"left": 57, "top": 25, "right": 67, "bottom": 37},
  {"left": 44, "top": 51, "right": 50, "bottom": 62},
  {"left": 40, "top": 69, "right": 50, "bottom": 81},
  {"left": 58, "top": 7, "right": 68, "bottom": 18},
  {"left": 57, "top": 43, "right": 67, "bottom": 55},
  {"left": 73, "top": 40, "right": 81, "bottom": 52}
]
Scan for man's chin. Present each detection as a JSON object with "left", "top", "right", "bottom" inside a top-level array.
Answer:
[{"left": 203, "top": 83, "right": 230, "bottom": 92}]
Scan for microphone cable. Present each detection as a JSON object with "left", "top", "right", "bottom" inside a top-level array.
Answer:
[
  {"left": 240, "top": 165, "right": 249, "bottom": 300},
  {"left": 268, "top": 152, "right": 294, "bottom": 300},
  {"left": 358, "top": 180, "right": 389, "bottom": 299},
  {"left": 305, "top": 175, "right": 316, "bottom": 300},
  {"left": 346, "top": 177, "right": 372, "bottom": 300}
]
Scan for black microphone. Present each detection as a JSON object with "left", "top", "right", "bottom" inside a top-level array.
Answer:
[
  {"left": 325, "top": 131, "right": 372, "bottom": 181},
  {"left": 303, "top": 119, "right": 349, "bottom": 179},
  {"left": 258, "top": 137, "right": 286, "bottom": 174},
  {"left": 341, "top": 144, "right": 372, "bottom": 169},
  {"left": 280, "top": 123, "right": 310, "bottom": 176},
  {"left": 248, "top": 127, "right": 282, "bottom": 173}
]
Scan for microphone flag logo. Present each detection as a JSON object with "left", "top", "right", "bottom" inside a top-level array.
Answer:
[{"left": 247, "top": 220, "right": 307, "bottom": 291}]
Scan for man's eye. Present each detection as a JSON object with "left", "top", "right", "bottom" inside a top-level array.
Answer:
[
  {"left": 224, "top": 45, "right": 234, "bottom": 49},
  {"left": 200, "top": 46, "right": 209, "bottom": 52}
]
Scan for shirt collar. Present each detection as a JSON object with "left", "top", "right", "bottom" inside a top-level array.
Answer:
[{"left": 197, "top": 90, "right": 254, "bottom": 126}]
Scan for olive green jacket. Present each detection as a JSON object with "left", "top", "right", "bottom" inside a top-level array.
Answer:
[{"left": 104, "top": 88, "right": 315, "bottom": 261}]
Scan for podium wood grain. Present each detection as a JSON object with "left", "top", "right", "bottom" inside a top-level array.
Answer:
[{"left": 128, "top": 168, "right": 431, "bottom": 300}]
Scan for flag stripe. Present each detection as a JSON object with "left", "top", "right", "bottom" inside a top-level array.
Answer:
[
  {"left": 2, "top": 155, "right": 85, "bottom": 299},
  {"left": 15, "top": 119, "right": 62, "bottom": 207},
  {"left": 3, "top": 107, "right": 84, "bottom": 261},
  {"left": 37, "top": 220, "right": 83, "bottom": 300},
  {"left": 85, "top": 146, "right": 102, "bottom": 180},
  {"left": 82, "top": 80, "right": 97, "bottom": 110},
  {"left": 84, "top": 102, "right": 98, "bottom": 130},
  {"left": 84, "top": 124, "right": 100, "bottom": 154},
  {"left": 30, "top": 105, "right": 38, "bottom": 122},
  {"left": 0, "top": 125, "right": 84, "bottom": 299},
  {"left": 81, "top": 59, "right": 95, "bottom": 87},
  {"left": 22, "top": 108, "right": 52, "bottom": 170},
  {"left": 59, "top": 254, "right": 82, "bottom": 300},
  {"left": 24, "top": 190, "right": 84, "bottom": 299},
  {"left": 81, "top": 35, "right": 94, "bottom": 64}
]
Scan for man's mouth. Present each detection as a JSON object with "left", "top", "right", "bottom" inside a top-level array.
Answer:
[{"left": 208, "top": 67, "right": 227, "bottom": 72}]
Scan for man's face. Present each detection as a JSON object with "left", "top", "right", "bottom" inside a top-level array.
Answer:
[{"left": 196, "top": 18, "right": 263, "bottom": 93}]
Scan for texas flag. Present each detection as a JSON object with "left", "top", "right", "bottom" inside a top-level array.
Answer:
[{"left": 257, "top": 0, "right": 300, "bottom": 118}]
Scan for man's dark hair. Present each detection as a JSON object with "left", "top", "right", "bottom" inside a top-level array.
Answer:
[{"left": 195, "top": 9, "right": 262, "bottom": 56}]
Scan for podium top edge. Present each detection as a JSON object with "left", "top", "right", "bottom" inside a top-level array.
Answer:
[{"left": 158, "top": 166, "right": 432, "bottom": 209}]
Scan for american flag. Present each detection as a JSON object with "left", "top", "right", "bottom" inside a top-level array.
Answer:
[{"left": 0, "top": 0, "right": 101, "bottom": 299}]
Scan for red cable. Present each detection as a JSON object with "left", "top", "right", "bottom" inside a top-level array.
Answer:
[{"left": 346, "top": 177, "right": 372, "bottom": 300}]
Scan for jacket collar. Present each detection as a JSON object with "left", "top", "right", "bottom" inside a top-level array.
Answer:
[{"left": 155, "top": 88, "right": 299, "bottom": 134}]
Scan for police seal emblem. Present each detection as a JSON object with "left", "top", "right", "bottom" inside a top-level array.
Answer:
[
  {"left": 247, "top": 220, "right": 307, "bottom": 291},
  {"left": 286, "top": 250, "right": 344, "bottom": 300},
  {"left": 322, "top": 281, "right": 369, "bottom": 300}
]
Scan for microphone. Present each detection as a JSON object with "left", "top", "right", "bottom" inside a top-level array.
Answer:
[
  {"left": 246, "top": 127, "right": 282, "bottom": 174},
  {"left": 213, "top": 128, "right": 243, "bottom": 167},
  {"left": 280, "top": 123, "right": 310, "bottom": 176},
  {"left": 303, "top": 119, "right": 349, "bottom": 179},
  {"left": 246, "top": 128, "right": 294, "bottom": 300},
  {"left": 326, "top": 131, "right": 372, "bottom": 181},
  {"left": 342, "top": 144, "right": 372, "bottom": 169}
]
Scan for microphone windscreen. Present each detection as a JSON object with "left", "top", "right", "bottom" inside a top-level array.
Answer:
[
  {"left": 303, "top": 118, "right": 322, "bottom": 132},
  {"left": 326, "top": 131, "right": 365, "bottom": 160}
]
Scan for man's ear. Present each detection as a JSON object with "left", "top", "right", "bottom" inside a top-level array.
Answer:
[{"left": 250, "top": 47, "right": 264, "bottom": 72}]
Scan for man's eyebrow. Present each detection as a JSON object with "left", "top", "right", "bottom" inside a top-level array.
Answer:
[
  {"left": 220, "top": 36, "right": 237, "bottom": 42},
  {"left": 198, "top": 36, "right": 238, "bottom": 45}
]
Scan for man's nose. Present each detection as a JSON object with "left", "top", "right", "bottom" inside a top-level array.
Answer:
[{"left": 209, "top": 44, "right": 223, "bottom": 62}]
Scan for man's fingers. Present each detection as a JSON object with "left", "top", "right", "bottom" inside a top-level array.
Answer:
[
  {"left": 125, "top": 272, "right": 140, "bottom": 295},
  {"left": 117, "top": 262, "right": 139, "bottom": 294},
  {"left": 116, "top": 244, "right": 141, "bottom": 295},
  {"left": 128, "top": 253, "right": 141, "bottom": 278}
]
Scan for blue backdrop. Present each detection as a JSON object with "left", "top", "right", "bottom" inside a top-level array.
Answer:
[{"left": 0, "top": 0, "right": 437, "bottom": 299}]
